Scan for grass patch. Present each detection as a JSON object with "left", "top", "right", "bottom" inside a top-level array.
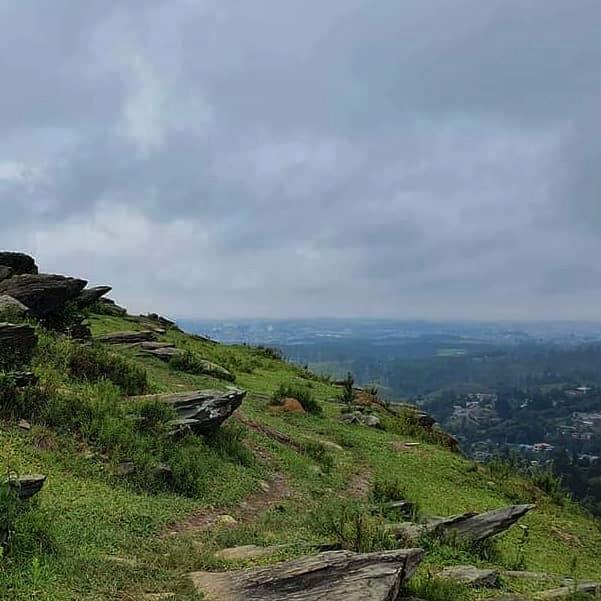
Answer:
[{"left": 272, "top": 383, "right": 322, "bottom": 415}]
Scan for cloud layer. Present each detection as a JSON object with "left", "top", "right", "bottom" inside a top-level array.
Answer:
[{"left": 1, "top": 1, "right": 600, "bottom": 319}]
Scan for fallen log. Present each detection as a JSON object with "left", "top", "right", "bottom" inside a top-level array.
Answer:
[{"left": 190, "top": 548, "right": 424, "bottom": 601}]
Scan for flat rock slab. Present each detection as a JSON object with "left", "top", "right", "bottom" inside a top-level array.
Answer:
[
  {"left": 0, "top": 274, "right": 87, "bottom": 317},
  {"left": 141, "top": 346, "right": 184, "bottom": 360},
  {"left": 215, "top": 544, "right": 287, "bottom": 561},
  {"left": 96, "top": 330, "right": 157, "bottom": 344},
  {"left": 8, "top": 474, "right": 47, "bottom": 500},
  {"left": 535, "top": 581, "right": 601, "bottom": 599},
  {"left": 190, "top": 548, "right": 424, "bottom": 601},
  {"left": 389, "top": 504, "right": 534, "bottom": 546},
  {"left": 139, "top": 341, "right": 176, "bottom": 350},
  {"left": 440, "top": 565, "right": 500, "bottom": 588}
]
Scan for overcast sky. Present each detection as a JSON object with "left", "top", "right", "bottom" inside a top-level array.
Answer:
[{"left": 1, "top": 1, "right": 600, "bottom": 320}]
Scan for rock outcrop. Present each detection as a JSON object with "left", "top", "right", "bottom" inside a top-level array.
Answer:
[
  {"left": 0, "top": 266, "right": 13, "bottom": 282},
  {"left": 190, "top": 548, "right": 424, "bottom": 601},
  {"left": 156, "top": 388, "right": 246, "bottom": 434},
  {"left": 440, "top": 565, "right": 500, "bottom": 588},
  {"left": 0, "top": 252, "right": 38, "bottom": 275},
  {"left": 0, "top": 274, "right": 87, "bottom": 317},
  {"left": 8, "top": 474, "right": 47, "bottom": 500},
  {"left": 96, "top": 330, "right": 157, "bottom": 344},
  {"left": 97, "top": 297, "right": 127, "bottom": 316},
  {"left": 0, "top": 295, "right": 30, "bottom": 319},
  {"left": 0, "top": 323, "right": 38, "bottom": 364},
  {"left": 75, "top": 285, "right": 112, "bottom": 309},
  {"left": 389, "top": 504, "right": 535, "bottom": 544}
]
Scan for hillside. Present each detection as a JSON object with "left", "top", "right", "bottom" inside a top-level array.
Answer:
[{"left": 1, "top": 253, "right": 601, "bottom": 600}]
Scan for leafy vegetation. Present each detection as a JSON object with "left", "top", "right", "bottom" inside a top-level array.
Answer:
[{"left": 272, "top": 382, "right": 322, "bottom": 415}]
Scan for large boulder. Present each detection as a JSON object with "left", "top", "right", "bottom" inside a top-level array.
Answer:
[
  {"left": 0, "top": 274, "right": 87, "bottom": 317},
  {"left": 155, "top": 388, "right": 246, "bottom": 434},
  {"left": 0, "top": 252, "right": 38, "bottom": 275},
  {"left": 190, "top": 548, "right": 424, "bottom": 601},
  {"left": 97, "top": 297, "right": 127, "bottom": 316},
  {"left": 0, "top": 295, "right": 30, "bottom": 320},
  {"left": 75, "top": 285, "right": 112, "bottom": 309}
]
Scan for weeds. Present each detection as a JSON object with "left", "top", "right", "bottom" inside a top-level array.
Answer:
[
  {"left": 407, "top": 572, "right": 473, "bottom": 601},
  {"left": 314, "top": 500, "right": 395, "bottom": 553}
]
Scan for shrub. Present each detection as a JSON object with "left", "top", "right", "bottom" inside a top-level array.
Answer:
[
  {"left": 254, "top": 345, "right": 283, "bottom": 361},
  {"left": 67, "top": 343, "right": 149, "bottom": 395},
  {"left": 205, "top": 423, "right": 255, "bottom": 467},
  {"left": 0, "top": 374, "right": 50, "bottom": 421},
  {"left": 371, "top": 477, "right": 407, "bottom": 504},
  {"left": 314, "top": 501, "right": 395, "bottom": 553},
  {"left": 300, "top": 440, "right": 334, "bottom": 472},
  {"left": 340, "top": 372, "right": 355, "bottom": 405},
  {"left": 529, "top": 467, "right": 568, "bottom": 505},
  {"left": 272, "top": 383, "right": 322, "bottom": 415},
  {"left": 407, "top": 573, "right": 472, "bottom": 601},
  {"left": 136, "top": 398, "right": 177, "bottom": 435},
  {"left": 169, "top": 351, "right": 236, "bottom": 382}
]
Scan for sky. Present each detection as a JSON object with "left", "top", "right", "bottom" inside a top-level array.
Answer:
[{"left": 1, "top": 1, "right": 601, "bottom": 320}]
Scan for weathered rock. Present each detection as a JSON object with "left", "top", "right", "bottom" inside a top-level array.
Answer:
[
  {"left": 0, "top": 323, "right": 38, "bottom": 364},
  {"left": 389, "top": 504, "right": 535, "bottom": 544},
  {"left": 340, "top": 411, "right": 381, "bottom": 428},
  {"left": 0, "top": 252, "right": 38, "bottom": 275},
  {"left": 0, "top": 266, "right": 13, "bottom": 282},
  {"left": 279, "top": 397, "right": 306, "bottom": 414},
  {"left": 75, "top": 285, "right": 112, "bottom": 309},
  {"left": 215, "top": 544, "right": 286, "bottom": 561},
  {"left": 97, "top": 297, "right": 127, "bottom": 316},
  {"left": 8, "top": 474, "right": 47, "bottom": 500},
  {"left": 190, "top": 548, "right": 424, "bottom": 601},
  {"left": 0, "top": 295, "right": 30, "bottom": 319},
  {"left": 196, "top": 360, "right": 235, "bottom": 381},
  {"left": 440, "top": 565, "right": 500, "bottom": 588},
  {"left": 139, "top": 341, "right": 176, "bottom": 350},
  {"left": 141, "top": 346, "right": 184, "bottom": 360},
  {"left": 157, "top": 388, "right": 246, "bottom": 434},
  {"left": 18, "top": 419, "right": 31, "bottom": 430},
  {"left": 96, "top": 330, "right": 157, "bottom": 344},
  {"left": 536, "top": 581, "right": 601, "bottom": 599},
  {"left": 144, "top": 313, "right": 176, "bottom": 328},
  {"left": 0, "top": 274, "right": 87, "bottom": 317}
]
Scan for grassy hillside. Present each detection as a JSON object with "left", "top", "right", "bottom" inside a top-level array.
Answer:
[{"left": 1, "top": 309, "right": 601, "bottom": 600}]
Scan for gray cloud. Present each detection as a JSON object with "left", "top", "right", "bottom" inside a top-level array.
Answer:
[{"left": 1, "top": 0, "right": 600, "bottom": 319}]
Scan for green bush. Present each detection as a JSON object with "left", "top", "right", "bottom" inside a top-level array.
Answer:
[
  {"left": 371, "top": 477, "right": 407, "bottom": 503},
  {"left": 67, "top": 343, "right": 149, "bottom": 395},
  {"left": 205, "top": 423, "right": 255, "bottom": 467},
  {"left": 0, "top": 374, "right": 50, "bottom": 421},
  {"left": 272, "top": 383, "right": 322, "bottom": 415},
  {"left": 314, "top": 500, "right": 395, "bottom": 553},
  {"left": 407, "top": 573, "right": 472, "bottom": 601},
  {"left": 300, "top": 440, "right": 334, "bottom": 472},
  {"left": 169, "top": 351, "right": 236, "bottom": 382}
]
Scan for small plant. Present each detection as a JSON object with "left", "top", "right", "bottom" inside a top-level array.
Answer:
[
  {"left": 315, "top": 501, "right": 395, "bottom": 553},
  {"left": 300, "top": 440, "right": 334, "bottom": 472},
  {"left": 407, "top": 572, "right": 472, "bottom": 601},
  {"left": 371, "top": 477, "right": 407, "bottom": 504},
  {"left": 205, "top": 423, "right": 255, "bottom": 467},
  {"left": 511, "top": 524, "right": 529, "bottom": 570},
  {"left": 340, "top": 372, "right": 355, "bottom": 405},
  {"left": 272, "top": 383, "right": 322, "bottom": 415},
  {"left": 169, "top": 351, "right": 235, "bottom": 382}
]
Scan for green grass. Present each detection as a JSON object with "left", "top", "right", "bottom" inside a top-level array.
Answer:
[{"left": 0, "top": 310, "right": 600, "bottom": 599}]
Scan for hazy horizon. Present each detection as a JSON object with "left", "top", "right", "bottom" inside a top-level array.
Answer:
[{"left": 3, "top": 2, "right": 601, "bottom": 320}]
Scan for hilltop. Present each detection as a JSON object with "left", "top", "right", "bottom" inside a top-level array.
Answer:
[{"left": 1, "top": 252, "right": 601, "bottom": 601}]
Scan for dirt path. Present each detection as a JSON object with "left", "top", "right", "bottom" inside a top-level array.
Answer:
[{"left": 166, "top": 445, "right": 292, "bottom": 536}]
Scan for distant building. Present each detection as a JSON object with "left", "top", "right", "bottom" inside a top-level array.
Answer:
[{"left": 533, "top": 442, "right": 554, "bottom": 452}]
